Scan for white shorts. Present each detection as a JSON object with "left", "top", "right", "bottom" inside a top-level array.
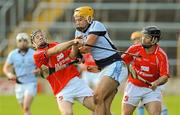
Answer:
[
  {"left": 15, "top": 82, "right": 37, "bottom": 103},
  {"left": 122, "top": 82, "right": 162, "bottom": 106},
  {"left": 56, "top": 77, "right": 93, "bottom": 104},
  {"left": 99, "top": 61, "right": 128, "bottom": 84},
  {"left": 159, "top": 84, "right": 166, "bottom": 91},
  {"left": 81, "top": 71, "right": 101, "bottom": 87}
]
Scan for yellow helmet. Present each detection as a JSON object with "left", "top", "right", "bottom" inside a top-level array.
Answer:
[{"left": 73, "top": 6, "right": 94, "bottom": 19}]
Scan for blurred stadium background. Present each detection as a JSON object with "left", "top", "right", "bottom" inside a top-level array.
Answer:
[{"left": 0, "top": 0, "right": 180, "bottom": 115}]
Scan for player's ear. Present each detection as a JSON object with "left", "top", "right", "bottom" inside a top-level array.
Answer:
[
  {"left": 31, "top": 43, "right": 36, "bottom": 49},
  {"left": 87, "top": 16, "right": 92, "bottom": 23},
  {"left": 32, "top": 41, "right": 37, "bottom": 49}
]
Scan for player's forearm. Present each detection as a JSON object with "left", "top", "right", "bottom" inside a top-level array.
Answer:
[
  {"left": 79, "top": 34, "right": 97, "bottom": 54},
  {"left": 47, "top": 40, "right": 76, "bottom": 57},
  {"left": 150, "top": 75, "right": 168, "bottom": 90},
  {"left": 154, "top": 75, "right": 169, "bottom": 86},
  {"left": 69, "top": 45, "right": 79, "bottom": 59},
  {"left": 3, "top": 67, "right": 15, "bottom": 79}
]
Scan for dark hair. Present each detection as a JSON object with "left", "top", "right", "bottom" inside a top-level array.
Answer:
[{"left": 30, "top": 29, "right": 42, "bottom": 43}]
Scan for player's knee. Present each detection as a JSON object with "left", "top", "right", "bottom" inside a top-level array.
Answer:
[
  {"left": 23, "top": 106, "right": 30, "bottom": 112},
  {"left": 121, "top": 103, "right": 135, "bottom": 115},
  {"left": 121, "top": 107, "right": 134, "bottom": 115},
  {"left": 147, "top": 106, "right": 161, "bottom": 115},
  {"left": 114, "top": 88, "right": 118, "bottom": 94},
  {"left": 148, "top": 110, "right": 161, "bottom": 115},
  {"left": 122, "top": 110, "right": 132, "bottom": 115},
  {"left": 94, "top": 93, "right": 104, "bottom": 105}
]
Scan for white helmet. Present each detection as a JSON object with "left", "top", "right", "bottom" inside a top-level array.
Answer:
[{"left": 16, "top": 33, "right": 29, "bottom": 42}]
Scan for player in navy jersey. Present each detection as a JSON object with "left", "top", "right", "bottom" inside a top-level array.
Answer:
[{"left": 73, "top": 6, "right": 128, "bottom": 115}]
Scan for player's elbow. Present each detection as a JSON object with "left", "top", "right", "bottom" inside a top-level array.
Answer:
[
  {"left": 3, "top": 64, "right": 8, "bottom": 74},
  {"left": 160, "top": 76, "right": 169, "bottom": 85},
  {"left": 164, "top": 76, "right": 169, "bottom": 83}
]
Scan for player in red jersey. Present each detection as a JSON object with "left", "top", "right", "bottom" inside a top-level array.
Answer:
[
  {"left": 130, "top": 31, "right": 169, "bottom": 115},
  {"left": 121, "top": 26, "right": 169, "bottom": 115},
  {"left": 31, "top": 29, "right": 95, "bottom": 115}
]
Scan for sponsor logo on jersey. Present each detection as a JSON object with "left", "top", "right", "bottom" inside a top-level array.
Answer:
[{"left": 57, "top": 53, "right": 64, "bottom": 62}]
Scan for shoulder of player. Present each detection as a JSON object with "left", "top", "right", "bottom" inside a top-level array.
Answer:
[
  {"left": 124, "top": 44, "right": 142, "bottom": 55},
  {"left": 129, "top": 44, "right": 142, "bottom": 50},
  {"left": 152, "top": 45, "right": 168, "bottom": 63},
  {"left": 93, "top": 20, "right": 103, "bottom": 24},
  {"left": 28, "top": 48, "right": 36, "bottom": 53},
  {"left": 88, "top": 21, "right": 107, "bottom": 35},
  {"left": 33, "top": 49, "right": 45, "bottom": 58},
  {"left": 8, "top": 48, "right": 19, "bottom": 56},
  {"left": 156, "top": 46, "right": 168, "bottom": 59},
  {"left": 91, "top": 20, "right": 105, "bottom": 27}
]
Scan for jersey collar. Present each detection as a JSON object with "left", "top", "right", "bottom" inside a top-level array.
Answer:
[
  {"left": 18, "top": 48, "right": 29, "bottom": 56},
  {"left": 82, "top": 22, "right": 92, "bottom": 33}
]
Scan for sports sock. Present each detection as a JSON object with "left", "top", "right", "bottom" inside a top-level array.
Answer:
[
  {"left": 161, "top": 105, "right": 168, "bottom": 115},
  {"left": 137, "top": 106, "right": 145, "bottom": 115}
]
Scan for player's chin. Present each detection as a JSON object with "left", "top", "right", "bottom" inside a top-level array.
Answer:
[
  {"left": 76, "top": 27, "right": 85, "bottom": 32},
  {"left": 38, "top": 42, "right": 48, "bottom": 48}
]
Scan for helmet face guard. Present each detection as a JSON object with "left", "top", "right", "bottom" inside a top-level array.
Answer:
[
  {"left": 141, "top": 26, "right": 161, "bottom": 49},
  {"left": 30, "top": 29, "right": 48, "bottom": 49},
  {"left": 142, "top": 26, "right": 161, "bottom": 43},
  {"left": 31, "top": 29, "right": 42, "bottom": 41}
]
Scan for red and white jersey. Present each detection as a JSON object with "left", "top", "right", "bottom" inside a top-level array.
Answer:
[
  {"left": 122, "top": 44, "right": 169, "bottom": 87},
  {"left": 33, "top": 42, "right": 80, "bottom": 95}
]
